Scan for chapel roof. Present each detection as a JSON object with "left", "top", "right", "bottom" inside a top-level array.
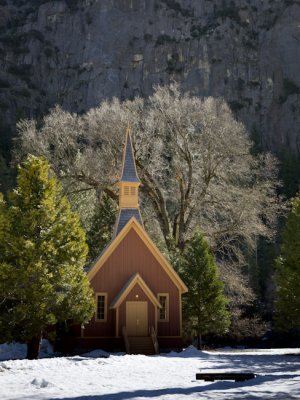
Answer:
[{"left": 113, "top": 208, "right": 143, "bottom": 238}]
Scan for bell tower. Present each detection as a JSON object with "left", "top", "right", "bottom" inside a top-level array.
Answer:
[
  {"left": 113, "top": 128, "right": 143, "bottom": 237},
  {"left": 118, "top": 128, "right": 140, "bottom": 208}
]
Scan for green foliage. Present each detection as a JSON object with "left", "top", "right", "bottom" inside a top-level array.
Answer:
[
  {"left": 87, "top": 194, "right": 117, "bottom": 262},
  {"left": 167, "top": 239, "right": 183, "bottom": 273},
  {"left": 0, "top": 119, "right": 13, "bottom": 155},
  {"left": 252, "top": 237, "right": 276, "bottom": 309},
  {"left": 0, "top": 155, "right": 95, "bottom": 351},
  {"left": 179, "top": 231, "right": 230, "bottom": 336},
  {"left": 0, "top": 193, "right": 6, "bottom": 255},
  {"left": 274, "top": 193, "right": 300, "bottom": 331},
  {"left": 278, "top": 147, "right": 300, "bottom": 198},
  {"left": 0, "top": 154, "right": 13, "bottom": 194}
]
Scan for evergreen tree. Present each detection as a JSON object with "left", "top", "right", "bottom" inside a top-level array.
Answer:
[
  {"left": 0, "top": 193, "right": 7, "bottom": 257},
  {"left": 0, "top": 154, "right": 12, "bottom": 194},
  {"left": 180, "top": 231, "right": 230, "bottom": 349},
  {"left": 274, "top": 194, "right": 300, "bottom": 331},
  {"left": 87, "top": 194, "right": 116, "bottom": 262},
  {"left": 278, "top": 148, "right": 300, "bottom": 198},
  {"left": 0, "top": 155, "right": 95, "bottom": 359}
]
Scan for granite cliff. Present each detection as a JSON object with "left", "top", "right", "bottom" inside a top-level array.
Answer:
[{"left": 0, "top": 0, "right": 300, "bottom": 153}]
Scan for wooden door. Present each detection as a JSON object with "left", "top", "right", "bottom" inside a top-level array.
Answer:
[{"left": 126, "top": 302, "right": 148, "bottom": 336}]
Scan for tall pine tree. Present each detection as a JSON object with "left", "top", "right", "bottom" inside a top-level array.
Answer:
[
  {"left": 87, "top": 194, "right": 116, "bottom": 262},
  {"left": 180, "top": 231, "right": 230, "bottom": 349},
  {"left": 0, "top": 155, "right": 95, "bottom": 359},
  {"left": 275, "top": 193, "right": 300, "bottom": 331}
]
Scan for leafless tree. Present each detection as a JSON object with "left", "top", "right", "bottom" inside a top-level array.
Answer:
[{"left": 16, "top": 84, "right": 282, "bottom": 266}]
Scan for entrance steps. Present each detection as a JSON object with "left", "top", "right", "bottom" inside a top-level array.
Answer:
[{"left": 128, "top": 336, "right": 155, "bottom": 355}]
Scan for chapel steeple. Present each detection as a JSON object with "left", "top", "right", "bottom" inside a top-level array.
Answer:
[
  {"left": 113, "top": 128, "right": 143, "bottom": 237},
  {"left": 118, "top": 128, "right": 140, "bottom": 209}
]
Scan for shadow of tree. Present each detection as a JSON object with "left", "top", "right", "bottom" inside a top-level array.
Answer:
[
  {"left": 192, "top": 353, "right": 300, "bottom": 374},
  {"left": 44, "top": 373, "right": 299, "bottom": 400}
]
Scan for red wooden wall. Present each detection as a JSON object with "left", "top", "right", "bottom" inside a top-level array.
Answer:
[{"left": 84, "top": 228, "right": 181, "bottom": 339}]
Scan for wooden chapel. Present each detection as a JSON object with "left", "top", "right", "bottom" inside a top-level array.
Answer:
[{"left": 67, "top": 129, "right": 188, "bottom": 354}]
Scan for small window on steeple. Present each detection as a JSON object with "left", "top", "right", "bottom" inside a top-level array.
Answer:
[
  {"left": 124, "top": 186, "right": 130, "bottom": 195},
  {"left": 130, "top": 187, "right": 136, "bottom": 196}
]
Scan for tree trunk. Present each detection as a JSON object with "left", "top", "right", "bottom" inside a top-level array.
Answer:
[
  {"left": 197, "top": 333, "right": 202, "bottom": 351},
  {"left": 27, "top": 332, "right": 42, "bottom": 360}
]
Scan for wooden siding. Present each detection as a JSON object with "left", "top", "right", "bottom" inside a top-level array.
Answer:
[
  {"left": 84, "top": 304, "right": 115, "bottom": 337},
  {"left": 85, "top": 228, "right": 181, "bottom": 338}
]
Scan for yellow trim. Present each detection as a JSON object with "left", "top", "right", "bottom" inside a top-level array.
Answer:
[
  {"left": 116, "top": 308, "right": 119, "bottom": 337},
  {"left": 88, "top": 217, "right": 188, "bottom": 293},
  {"left": 95, "top": 292, "right": 108, "bottom": 322},
  {"left": 179, "top": 290, "right": 183, "bottom": 337},
  {"left": 110, "top": 273, "right": 162, "bottom": 309},
  {"left": 158, "top": 293, "right": 169, "bottom": 322}
]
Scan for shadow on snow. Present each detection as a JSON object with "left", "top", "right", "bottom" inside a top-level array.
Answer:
[{"left": 41, "top": 374, "right": 299, "bottom": 400}]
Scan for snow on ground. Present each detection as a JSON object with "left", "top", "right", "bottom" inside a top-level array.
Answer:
[
  {"left": 0, "top": 340, "right": 53, "bottom": 361},
  {"left": 0, "top": 345, "right": 300, "bottom": 400}
]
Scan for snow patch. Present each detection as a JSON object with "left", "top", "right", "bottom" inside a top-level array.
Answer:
[
  {"left": 165, "top": 345, "right": 210, "bottom": 358},
  {"left": 39, "top": 339, "right": 54, "bottom": 357},
  {"left": 0, "top": 342, "right": 27, "bottom": 361},
  {"left": 0, "top": 339, "right": 54, "bottom": 361},
  {"left": 81, "top": 349, "right": 110, "bottom": 358},
  {"left": 181, "top": 345, "right": 205, "bottom": 357}
]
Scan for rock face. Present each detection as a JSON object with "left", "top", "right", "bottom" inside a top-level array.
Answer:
[{"left": 0, "top": 0, "right": 300, "bottom": 152}]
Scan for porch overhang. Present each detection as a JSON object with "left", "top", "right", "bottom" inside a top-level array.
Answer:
[{"left": 110, "top": 273, "right": 162, "bottom": 309}]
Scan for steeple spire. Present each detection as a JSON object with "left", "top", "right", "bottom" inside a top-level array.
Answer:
[
  {"left": 120, "top": 128, "right": 140, "bottom": 183},
  {"left": 113, "top": 127, "right": 143, "bottom": 237}
]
